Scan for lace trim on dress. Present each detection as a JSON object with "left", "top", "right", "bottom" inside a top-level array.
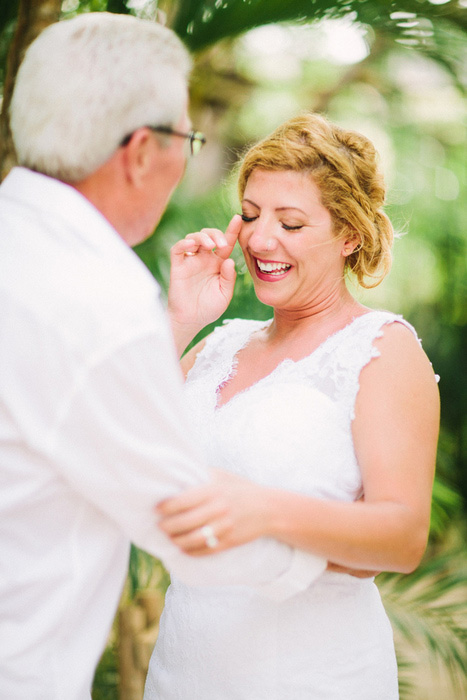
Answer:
[
  {"left": 186, "top": 311, "right": 431, "bottom": 421},
  {"left": 186, "top": 318, "right": 271, "bottom": 409}
]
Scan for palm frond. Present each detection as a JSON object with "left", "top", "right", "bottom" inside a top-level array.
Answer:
[
  {"left": 170, "top": 0, "right": 466, "bottom": 61},
  {"left": 430, "top": 476, "right": 464, "bottom": 540},
  {"left": 378, "top": 536, "right": 467, "bottom": 698}
]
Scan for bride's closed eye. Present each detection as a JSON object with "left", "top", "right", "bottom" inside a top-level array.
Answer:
[
  {"left": 241, "top": 214, "right": 303, "bottom": 231},
  {"left": 282, "top": 223, "right": 304, "bottom": 231}
]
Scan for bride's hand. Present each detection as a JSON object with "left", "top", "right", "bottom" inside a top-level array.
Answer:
[
  {"left": 156, "top": 469, "right": 270, "bottom": 556},
  {"left": 168, "top": 215, "right": 241, "bottom": 335},
  {"left": 158, "top": 475, "right": 382, "bottom": 574}
]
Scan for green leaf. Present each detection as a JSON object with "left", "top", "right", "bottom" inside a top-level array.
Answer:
[
  {"left": 378, "top": 536, "right": 467, "bottom": 697},
  {"left": 170, "top": 0, "right": 467, "bottom": 57}
]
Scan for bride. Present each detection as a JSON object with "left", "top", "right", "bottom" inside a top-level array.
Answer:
[{"left": 144, "top": 113, "right": 440, "bottom": 699}]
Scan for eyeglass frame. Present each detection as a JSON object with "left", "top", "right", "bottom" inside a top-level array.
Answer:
[{"left": 119, "top": 125, "right": 206, "bottom": 156}]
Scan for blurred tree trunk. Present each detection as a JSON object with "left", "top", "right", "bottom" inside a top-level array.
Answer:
[{"left": 0, "top": 0, "right": 62, "bottom": 181}]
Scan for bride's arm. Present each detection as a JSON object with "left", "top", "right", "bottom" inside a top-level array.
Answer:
[{"left": 158, "top": 323, "right": 440, "bottom": 574}]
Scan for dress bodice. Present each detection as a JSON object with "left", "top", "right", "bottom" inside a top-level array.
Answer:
[{"left": 184, "top": 311, "right": 418, "bottom": 502}]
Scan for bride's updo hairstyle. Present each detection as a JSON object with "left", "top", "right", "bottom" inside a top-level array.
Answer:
[{"left": 238, "top": 113, "right": 394, "bottom": 288}]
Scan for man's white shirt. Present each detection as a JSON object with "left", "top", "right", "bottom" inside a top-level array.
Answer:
[{"left": 0, "top": 168, "right": 325, "bottom": 699}]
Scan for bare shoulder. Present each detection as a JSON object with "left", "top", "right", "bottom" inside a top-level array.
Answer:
[
  {"left": 358, "top": 320, "right": 440, "bottom": 415},
  {"left": 180, "top": 335, "right": 210, "bottom": 378},
  {"left": 373, "top": 320, "right": 437, "bottom": 380}
]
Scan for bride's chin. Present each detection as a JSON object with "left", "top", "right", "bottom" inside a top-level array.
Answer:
[{"left": 253, "top": 289, "right": 286, "bottom": 309}]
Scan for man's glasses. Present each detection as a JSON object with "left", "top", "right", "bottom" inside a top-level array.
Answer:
[{"left": 120, "top": 126, "right": 206, "bottom": 156}]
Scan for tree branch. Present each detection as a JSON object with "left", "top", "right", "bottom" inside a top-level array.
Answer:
[{"left": 0, "top": 0, "right": 62, "bottom": 180}]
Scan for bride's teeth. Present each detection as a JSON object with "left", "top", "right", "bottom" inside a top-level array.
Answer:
[{"left": 257, "top": 260, "right": 291, "bottom": 274}]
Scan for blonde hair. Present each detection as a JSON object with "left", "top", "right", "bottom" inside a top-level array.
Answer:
[{"left": 238, "top": 113, "right": 394, "bottom": 288}]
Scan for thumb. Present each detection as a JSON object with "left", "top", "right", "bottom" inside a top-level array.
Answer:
[{"left": 219, "top": 258, "right": 236, "bottom": 298}]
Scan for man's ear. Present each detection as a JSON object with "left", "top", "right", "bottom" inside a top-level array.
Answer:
[{"left": 120, "top": 128, "right": 157, "bottom": 188}]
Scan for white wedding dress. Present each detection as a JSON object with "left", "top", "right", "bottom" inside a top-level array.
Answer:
[{"left": 145, "top": 311, "right": 417, "bottom": 699}]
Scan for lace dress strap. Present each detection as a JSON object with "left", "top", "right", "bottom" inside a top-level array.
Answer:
[
  {"left": 187, "top": 318, "right": 271, "bottom": 391},
  {"left": 305, "top": 310, "right": 421, "bottom": 421}
]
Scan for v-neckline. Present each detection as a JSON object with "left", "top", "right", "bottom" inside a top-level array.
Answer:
[{"left": 215, "top": 311, "right": 375, "bottom": 411}]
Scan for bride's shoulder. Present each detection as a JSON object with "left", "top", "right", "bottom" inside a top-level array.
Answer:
[{"left": 359, "top": 316, "right": 439, "bottom": 401}]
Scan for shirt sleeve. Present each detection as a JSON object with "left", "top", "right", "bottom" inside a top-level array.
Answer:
[{"left": 49, "top": 323, "right": 326, "bottom": 598}]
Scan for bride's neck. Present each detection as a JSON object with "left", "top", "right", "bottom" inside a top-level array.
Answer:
[{"left": 268, "top": 291, "right": 365, "bottom": 344}]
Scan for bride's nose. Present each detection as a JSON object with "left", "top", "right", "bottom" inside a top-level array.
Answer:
[{"left": 247, "top": 218, "right": 277, "bottom": 254}]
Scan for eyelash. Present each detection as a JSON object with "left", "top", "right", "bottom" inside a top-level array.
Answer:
[
  {"left": 282, "top": 223, "right": 303, "bottom": 231},
  {"left": 240, "top": 214, "right": 303, "bottom": 231}
]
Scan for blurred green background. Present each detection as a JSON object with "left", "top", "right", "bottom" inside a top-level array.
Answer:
[{"left": 1, "top": 1, "right": 466, "bottom": 698}]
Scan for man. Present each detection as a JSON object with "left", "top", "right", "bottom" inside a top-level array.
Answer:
[{"left": 0, "top": 13, "right": 325, "bottom": 699}]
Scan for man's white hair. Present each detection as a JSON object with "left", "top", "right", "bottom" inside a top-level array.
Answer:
[{"left": 10, "top": 12, "right": 192, "bottom": 182}]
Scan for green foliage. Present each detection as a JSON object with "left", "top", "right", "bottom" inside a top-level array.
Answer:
[
  {"left": 0, "top": 0, "right": 18, "bottom": 86},
  {"left": 128, "top": 545, "right": 170, "bottom": 599},
  {"left": 169, "top": 0, "right": 466, "bottom": 86},
  {"left": 0, "top": 0, "right": 19, "bottom": 35},
  {"left": 107, "top": 0, "right": 130, "bottom": 13},
  {"left": 430, "top": 474, "right": 464, "bottom": 540},
  {"left": 60, "top": 0, "right": 120, "bottom": 16},
  {"left": 92, "top": 642, "right": 119, "bottom": 700},
  {"left": 378, "top": 533, "right": 467, "bottom": 698}
]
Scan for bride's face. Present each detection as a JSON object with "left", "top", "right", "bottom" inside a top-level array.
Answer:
[{"left": 239, "top": 168, "right": 347, "bottom": 312}]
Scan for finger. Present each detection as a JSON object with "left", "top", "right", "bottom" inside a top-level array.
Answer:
[
  {"left": 171, "top": 232, "right": 217, "bottom": 260},
  {"left": 159, "top": 501, "right": 227, "bottom": 537},
  {"left": 157, "top": 485, "right": 213, "bottom": 517},
  {"left": 188, "top": 228, "right": 236, "bottom": 252},
  {"left": 209, "top": 216, "right": 241, "bottom": 261},
  {"left": 171, "top": 224, "right": 235, "bottom": 262},
  {"left": 169, "top": 519, "right": 231, "bottom": 553},
  {"left": 223, "top": 215, "right": 242, "bottom": 253},
  {"left": 185, "top": 231, "right": 218, "bottom": 250},
  {"left": 170, "top": 237, "right": 198, "bottom": 257},
  {"left": 197, "top": 228, "right": 230, "bottom": 251},
  {"left": 170, "top": 239, "right": 201, "bottom": 267}
]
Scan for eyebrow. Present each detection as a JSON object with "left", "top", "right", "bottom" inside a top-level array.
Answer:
[{"left": 242, "top": 199, "right": 308, "bottom": 216}]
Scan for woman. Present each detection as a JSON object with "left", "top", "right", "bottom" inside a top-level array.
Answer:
[{"left": 144, "top": 114, "right": 440, "bottom": 699}]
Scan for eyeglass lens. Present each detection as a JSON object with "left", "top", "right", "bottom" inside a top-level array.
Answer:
[{"left": 189, "top": 131, "right": 205, "bottom": 156}]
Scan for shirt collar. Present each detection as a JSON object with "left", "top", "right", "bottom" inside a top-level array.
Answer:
[{"left": 1, "top": 167, "right": 133, "bottom": 260}]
